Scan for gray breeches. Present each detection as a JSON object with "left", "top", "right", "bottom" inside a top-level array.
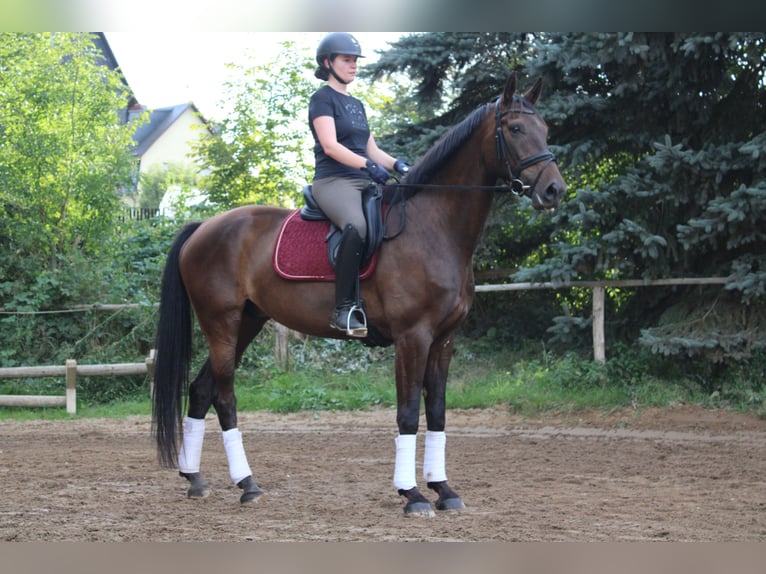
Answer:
[{"left": 311, "top": 176, "right": 368, "bottom": 240}]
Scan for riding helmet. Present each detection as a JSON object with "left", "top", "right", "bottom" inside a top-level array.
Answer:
[{"left": 316, "top": 32, "right": 364, "bottom": 66}]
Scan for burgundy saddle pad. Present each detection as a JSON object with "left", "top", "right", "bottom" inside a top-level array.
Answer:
[{"left": 272, "top": 209, "right": 378, "bottom": 282}]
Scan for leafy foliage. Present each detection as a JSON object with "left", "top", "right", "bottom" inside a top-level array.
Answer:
[
  {"left": 138, "top": 162, "right": 200, "bottom": 210},
  {"left": 0, "top": 33, "right": 137, "bottom": 277},
  {"left": 193, "top": 41, "right": 315, "bottom": 209}
]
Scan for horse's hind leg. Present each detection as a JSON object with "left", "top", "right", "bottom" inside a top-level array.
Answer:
[
  {"left": 209, "top": 309, "right": 267, "bottom": 504},
  {"left": 176, "top": 375, "right": 211, "bottom": 498},
  {"left": 423, "top": 333, "right": 464, "bottom": 511},
  {"left": 177, "top": 360, "right": 215, "bottom": 498}
]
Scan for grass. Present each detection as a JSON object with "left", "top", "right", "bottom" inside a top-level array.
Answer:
[{"left": 1, "top": 337, "right": 765, "bottom": 421}]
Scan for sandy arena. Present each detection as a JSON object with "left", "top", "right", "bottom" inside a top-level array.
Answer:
[{"left": 1, "top": 405, "right": 765, "bottom": 541}]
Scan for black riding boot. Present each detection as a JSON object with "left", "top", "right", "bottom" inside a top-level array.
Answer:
[{"left": 331, "top": 224, "right": 367, "bottom": 338}]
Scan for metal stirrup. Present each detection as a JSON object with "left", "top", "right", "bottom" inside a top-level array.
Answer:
[{"left": 346, "top": 304, "right": 367, "bottom": 333}]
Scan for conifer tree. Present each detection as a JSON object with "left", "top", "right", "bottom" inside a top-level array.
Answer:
[{"left": 367, "top": 32, "right": 766, "bottom": 364}]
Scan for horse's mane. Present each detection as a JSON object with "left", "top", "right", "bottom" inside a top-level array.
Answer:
[{"left": 403, "top": 101, "right": 494, "bottom": 186}]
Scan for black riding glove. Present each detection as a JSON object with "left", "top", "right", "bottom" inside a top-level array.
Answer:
[
  {"left": 393, "top": 159, "right": 410, "bottom": 175},
  {"left": 363, "top": 159, "right": 392, "bottom": 184}
]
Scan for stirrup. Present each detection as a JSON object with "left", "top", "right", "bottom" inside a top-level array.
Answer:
[{"left": 332, "top": 304, "right": 368, "bottom": 338}]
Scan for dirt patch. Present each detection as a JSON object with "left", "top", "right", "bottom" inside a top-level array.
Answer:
[{"left": 1, "top": 405, "right": 765, "bottom": 541}]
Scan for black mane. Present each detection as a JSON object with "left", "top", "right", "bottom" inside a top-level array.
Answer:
[{"left": 403, "top": 102, "right": 494, "bottom": 186}]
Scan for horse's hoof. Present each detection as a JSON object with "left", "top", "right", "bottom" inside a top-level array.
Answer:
[
  {"left": 240, "top": 489, "right": 263, "bottom": 504},
  {"left": 403, "top": 501, "right": 435, "bottom": 518},
  {"left": 427, "top": 481, "right": 465, "bottom": 511},
  {"left": 435, "top": 497, "right": 465, "bottom": 511},
  {"left": 180, "top": 472, "right": 211, "bottom": 498},
  {"left": 237, "top": 476, "right": 264, "bottom": 504},
  {"left": 398, "top": 488, "right": 435, "bottom": 517},
  {"left": 187, "top": 484, "right": 211, "bottom": 499}
]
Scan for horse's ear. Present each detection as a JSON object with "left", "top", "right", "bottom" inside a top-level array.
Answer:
[
  {"left": 523, "top": 77, "right": 543, "bottom": 106},
  {"left": 502, "top": 72, "right": 517, "bottom": 105}
]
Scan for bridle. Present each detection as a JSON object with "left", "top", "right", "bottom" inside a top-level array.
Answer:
[
  {"left": 387, "top": 99, "right": 558, "bottom": 199},
  {"left": 494, "top": 99, "right": 557, "bottom": 197},
  {"left": 380, "top": 99, "right": 560, "bottom": 240}
]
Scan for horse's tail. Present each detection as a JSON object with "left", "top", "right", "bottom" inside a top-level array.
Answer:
[{"left": 151, "top": 221, "right": 202, "bottom": 468}]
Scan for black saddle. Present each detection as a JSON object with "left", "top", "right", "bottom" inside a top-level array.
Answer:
[{"left": 299, "top": 183, "right": 384, "bottom": 268}]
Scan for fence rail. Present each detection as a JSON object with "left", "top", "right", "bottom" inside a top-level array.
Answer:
[
  {"left": 0, "top": 277, "right": 732, "bottom": 412},
  {"left": 475, "top": 276, "right": 729, "bottom": 363},
  {"left": 0, "top": 352, "right": 155, "bottom": 414}
]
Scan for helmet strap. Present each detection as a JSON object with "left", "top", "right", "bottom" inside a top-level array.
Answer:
[{"left": 327, "top": 58, "right": 350, "bottom": 85}]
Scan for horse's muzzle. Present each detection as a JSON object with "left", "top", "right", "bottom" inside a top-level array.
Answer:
[{"left": 533, "top": 179, "right": 566, "bottom": 211}]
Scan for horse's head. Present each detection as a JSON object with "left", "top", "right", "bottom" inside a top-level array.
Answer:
[{"left": 494, "top": 73, "right": 566, "bottom": 210}]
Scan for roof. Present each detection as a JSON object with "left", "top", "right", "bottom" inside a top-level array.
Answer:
[
  {"left": 92, "top": 32, "right": 136, "bottom": 106},
  {"left": 131, "top": 102, "right": 207, "bottom": 158}
]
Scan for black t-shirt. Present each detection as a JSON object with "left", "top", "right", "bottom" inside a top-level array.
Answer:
[{"left": 308, "top": 85, "right": 371, "bottom": 180}]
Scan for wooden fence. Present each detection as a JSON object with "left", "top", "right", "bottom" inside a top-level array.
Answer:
[
  {"left": 474, "top": 277, "right": 728, "bottom": 363},
  {"left": 120, "top": 207, "right": 160, "bottom": 222},
  {"left": 0, "top": 351, "right": 155, "bottom": 414},
  {"left": 0, "top": 276, "right": 730, "bottom": 412}
]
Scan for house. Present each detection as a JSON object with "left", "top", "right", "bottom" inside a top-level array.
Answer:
[
  {"left": 92, "top": 33, "right": 210, "bottom": 208},
  {"left": 126, "top": 102, "right": 210, "bottom": 206}
]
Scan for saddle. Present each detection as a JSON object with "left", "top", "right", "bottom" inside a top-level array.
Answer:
[
  {"left": 272, "top": 183, "right": 385, "bottom": 282},
  {"left": 299, "top": 183, "right": 385, "bottom": 268}
]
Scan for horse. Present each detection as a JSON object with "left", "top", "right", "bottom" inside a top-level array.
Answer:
[{"left": 151, "top": 72, "right": 566, "bottom": 516}]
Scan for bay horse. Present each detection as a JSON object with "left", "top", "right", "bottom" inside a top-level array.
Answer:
[{"left": 152, "top": 72, "right": 566, "bottom": 516}]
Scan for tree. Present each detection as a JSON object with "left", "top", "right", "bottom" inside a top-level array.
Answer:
[
  {"left": 366, "top": 33, "right": 766, "bottom": 365},
  {"left": 521, "top": 33, "right": 766, "bottom": 363},
  {"left": 0, "top": 32, "right": 137, "bottom": 309},
  {"left": 365, "top": 32, "right": 533, "bottom": 159},
  {"left": 193, "top": 41, "right": 316, "bottom": 209},
  {"left": 138, "top": 162, "right": 200, "bottom": 210}
]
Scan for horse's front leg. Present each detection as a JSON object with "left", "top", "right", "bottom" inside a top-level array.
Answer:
[
  {"left": 423, "top": 333, "right": 464, "bottom": 511},
  {"left": 393, "top": 332, "right": 435, "bottom": 517}
]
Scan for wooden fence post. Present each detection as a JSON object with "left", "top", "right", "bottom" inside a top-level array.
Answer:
[
  {"left": 592, "top": 286, "right": 606, "bottom": 363},
  {"left": 274, "top": 322, "right": 290, "bottom": 371},
  {"left": 65, "top": 359, "right": 77, "bottom": 414},
  {"left": 146, "top": 349, "right": 156, "bottom": 398}
]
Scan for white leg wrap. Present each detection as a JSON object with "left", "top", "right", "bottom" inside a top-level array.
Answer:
[
  {"left": 393, "top": 434, "right": 417, "bottom": 491},
  {"left": 222, "top": 428, "right": 252, "bottom": 485},
  {"left": 178, "top": 416, "right": 205, "bottom": 474},
  {"left": 423, "top": 430, "right": 447, "bottom": 483}
]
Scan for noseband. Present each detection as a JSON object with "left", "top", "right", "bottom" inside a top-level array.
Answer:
[{"left": 494, "top": 101, "right": 557, "bottom": 197}]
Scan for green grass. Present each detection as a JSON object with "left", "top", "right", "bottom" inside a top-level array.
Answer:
[{"left": 1, "top": 337, "right": 764, "bottom": 421}]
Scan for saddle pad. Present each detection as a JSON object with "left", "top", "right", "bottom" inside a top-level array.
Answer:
[{"left": 272, "top": 209, "right": 378, "bottom": 282}]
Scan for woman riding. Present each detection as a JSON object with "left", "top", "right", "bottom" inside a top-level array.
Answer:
[{"left": 309, "top": 32, "right": 410, "bottom": 338}]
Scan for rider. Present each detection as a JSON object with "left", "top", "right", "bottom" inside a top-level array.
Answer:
[{"left": 309, "top": 32, "right": 410, "bottom": 337}]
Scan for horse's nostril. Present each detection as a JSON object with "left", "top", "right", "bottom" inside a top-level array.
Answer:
[{"left": 545, "top": 183, "right": 561, "bottom": 201}]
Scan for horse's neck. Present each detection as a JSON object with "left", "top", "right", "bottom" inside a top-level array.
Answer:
[{"left": 418, "top": 169, "right": 496, "bottom": 259}]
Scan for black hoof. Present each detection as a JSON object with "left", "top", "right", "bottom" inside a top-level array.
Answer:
[
  {"left": 398, "top": 487, "right": 435, "bottom": 518},
  {"left": 428, "top": 481, "right": 465, "bottom": 511},
  {"left": 435, "top": 496, "right": 465, "bottom": 511},
  {"left": 237, "top": 476, "right": 264, "bottom": 504},
  {"left": 404, "top": 501, "right": 436, "bottom": 517},
  {"left": 180, "top": 471, "right": 211, "bottom": 499}
]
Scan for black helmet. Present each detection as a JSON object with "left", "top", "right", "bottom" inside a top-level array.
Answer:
[{"left": 316, "top": 32, "right": 364, "bottom": 66}]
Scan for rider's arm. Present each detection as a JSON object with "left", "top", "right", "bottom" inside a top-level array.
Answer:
[{"left": 312, "top": 116, "right": 369, "bottom": 170}]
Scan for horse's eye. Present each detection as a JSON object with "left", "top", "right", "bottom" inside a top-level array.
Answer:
[{"left": 508, "top": 124, "right": 523, "bottom": 134}]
